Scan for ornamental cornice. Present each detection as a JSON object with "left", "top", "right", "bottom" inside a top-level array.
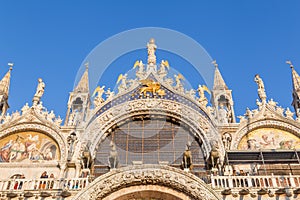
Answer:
[
  {"left": 232, "top": 119, "right": 300, "bottom": 149},
  {"left": 85, "top": 99, "right": 223, "bottom": 159},
  {"left": 73, "top": 164, "right": 221, "bottom": 200}
]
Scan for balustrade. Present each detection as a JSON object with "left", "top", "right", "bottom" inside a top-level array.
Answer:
[
  {"left": 0, "top": 177, "right": 89, "bottom": 192},
  {"left": 211, "top": 174, "right": 300, "bottom": 189}
]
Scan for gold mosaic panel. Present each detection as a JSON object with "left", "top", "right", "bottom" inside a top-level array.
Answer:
[
  {"left": 0, "top": 131, "right": 60, "bottom": 162},
  {"left": 238, "top": 128, "right": 300, "bottom": 150}
]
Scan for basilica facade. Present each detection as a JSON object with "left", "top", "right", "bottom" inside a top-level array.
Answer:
[{"left": 0, "top": 39, "right": 300, "bottom": 200}]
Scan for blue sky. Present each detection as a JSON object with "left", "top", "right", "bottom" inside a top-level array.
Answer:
[{"left": 0, "top": 1, "right": 299, "bottom": 120}]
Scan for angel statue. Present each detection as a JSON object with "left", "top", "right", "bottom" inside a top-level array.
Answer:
[
  {"left": 133, "top": 60, "right": 144, "bottom": 74},
  {"left": 158, "top": 60, "right": 170, "bottom": 78},
  {"left": 117, "top": 74, "right": 128, "bottom": 93},
  {"left": 197, "top": 84, "right": 210, "bottom": 106},
  {"left": 32, "top": 78, "right": 45, "bottom": 106},
  {"left": 174, "top": 73, "right": 184, "bottom": 92},
  {"left": 92, "top": 86, "right": 105, "bottom": 107},
  {"left": 105, "top": 88, "right": 115, "bottom": 100}
]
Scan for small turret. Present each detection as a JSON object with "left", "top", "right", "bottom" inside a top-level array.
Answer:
[
  {"left": 65, "top": 63, "right": 91, "bottom": 126},
  {"left": 211, "top": 60, "right": 236, "bottom": 124}
]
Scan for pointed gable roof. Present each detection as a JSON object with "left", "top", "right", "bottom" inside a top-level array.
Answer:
[
  {"left": 213, "top": 65, "right": 228, "bottom": 90},
  {"left": 291, "top": 66, "right": 300, "bottom": 93},
  {"left": 0, "top": 67, "right": 12, "bottom": 97},
  {"left": 75, "top": 64, "right": 89, "bottom": 93}
]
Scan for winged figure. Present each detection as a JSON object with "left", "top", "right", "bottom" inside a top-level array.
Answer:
[
  {"left": 133, "top": 60, "right": 144, "bottom": 74},
  {"left": 161, "top": 60, "right": 170, "bottom": 69},
  {"left": 140, "top": 79, "right": 165, "bottom": 96},
  {"left": 92, "top": 86, "right": 105, "bottom": 98}
]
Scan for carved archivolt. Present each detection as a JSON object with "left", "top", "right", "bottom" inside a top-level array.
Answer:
[
  {"left": 85, "top": 99, "right": 223, "bottom": 160},
  {"left": 232, "top": 119, "right": 300, "bottom": 149},
  {"left": 73, "top": 165, "right": 221, "bottom": 200}
]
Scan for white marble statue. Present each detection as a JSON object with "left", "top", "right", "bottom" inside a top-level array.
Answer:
[
  {"left": 147, "top": 38, "right": 157, "bottom": 65},
  {"left": 174, "top": 74, "right": 184, "bottom": 92},
  {"left": 254, "top": 74, "right": 266, "bottom": 102},
  {"left": 105, "top": 88, "right": 115, "bottom": 100},
  {"left": 218, "top": 105, "right": 228, "bottom": 124},
  {"left": 33, "top": 78, "right": 45, "bottom": 105},
  {"left": 117, "top": 74, "right": 128, "bottom": 93}
]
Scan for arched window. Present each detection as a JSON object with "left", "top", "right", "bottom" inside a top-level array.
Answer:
[
  {"left": 94, "top": 115, "right": 206, "bottom": 177},
  {"left": 72, "top": 97, "right": 83, "bottom": 112}
]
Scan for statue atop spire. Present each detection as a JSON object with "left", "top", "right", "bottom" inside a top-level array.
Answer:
[
  {"left": 254, "top": 74, "right": 266, "bottom": 103},
  {"left": 147, "top": 38, "right": 157, "bottom": 65},
  {"left": 0, "top": 63, "right": 13, "bottom": 98},
  {"left": 32, "top": 78, "right": 45, "bottom": 106},
  {"left": 286, "top": 60, "right": 294, "bottom": 68},
  {"left": 212, "top": 60, "right": 218, "bottom": 68},
  {"left": 84, "top": 62, "right": 89, "bottom": 70}
]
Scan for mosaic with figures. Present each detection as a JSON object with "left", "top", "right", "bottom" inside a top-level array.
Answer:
[
  {"left": 238, "top": 128, "right": 300, "bottom": 150},
  {"left": 0, "top": 131, "right": 59, "bottom": 162}
]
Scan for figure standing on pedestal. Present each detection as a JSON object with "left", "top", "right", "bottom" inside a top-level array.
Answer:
[
  {"left": 32, "top": 78, "right": 45, "bottom": 106},
  {"left": 67, "top": 132, "right": 78, "bottom": 161},
  {"left": 218, "top": 105, "right": 228, "bottom": 124},
  {"left": 254, "top": 74, "right": 266, "bottom": 103},
  {"left": 147, "top": 38, "right": 157, "bottom": 65}
]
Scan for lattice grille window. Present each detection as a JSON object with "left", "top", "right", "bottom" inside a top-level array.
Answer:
[{"left": 94, "top": 116, "right": 205, "bottom": 177}]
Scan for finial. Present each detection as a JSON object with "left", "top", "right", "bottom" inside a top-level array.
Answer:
[
  {"left": 286, "top": 60, "right": 294, "bottom": 69},
  {"left": 7, "top": 62, "right": 13, "bottom": 71},
  {"left": 84, "top": 62, "right": 89, "bottom": 70},
  {"left": 149, "top": 38, "right": 155, "bottom": 44},
  {"left": 212, "top": 60, "right": 218, "bottom": 68}
]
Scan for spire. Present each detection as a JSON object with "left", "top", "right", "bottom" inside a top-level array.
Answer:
[
  {"left": 0, "top": 63, "right": 13, "bottom": 98},
  {"left": 288, "top": 61, "right": 300, "bottom": 93},
  {"left": 75, "top": 62, "right": 89, "bottom": 93},
  {"left": 212, "top": 60, "right": 228, "bottom": 90},
  {"left": 211, "top": 60, "right": 236, "bottom": 123},
  {"left": 65, "top": 62, "right": 91, "bottom": 126},
  {"left": 288, "top": 61, "right": 300, "bottom": 117}
]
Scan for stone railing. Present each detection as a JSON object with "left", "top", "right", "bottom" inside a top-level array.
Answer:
[
  {"left": 211, "top": 174, "right": 300, "bottom": 189},
  {"left": 0, "top": 177, "right": 89, "bottom": 192}
]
